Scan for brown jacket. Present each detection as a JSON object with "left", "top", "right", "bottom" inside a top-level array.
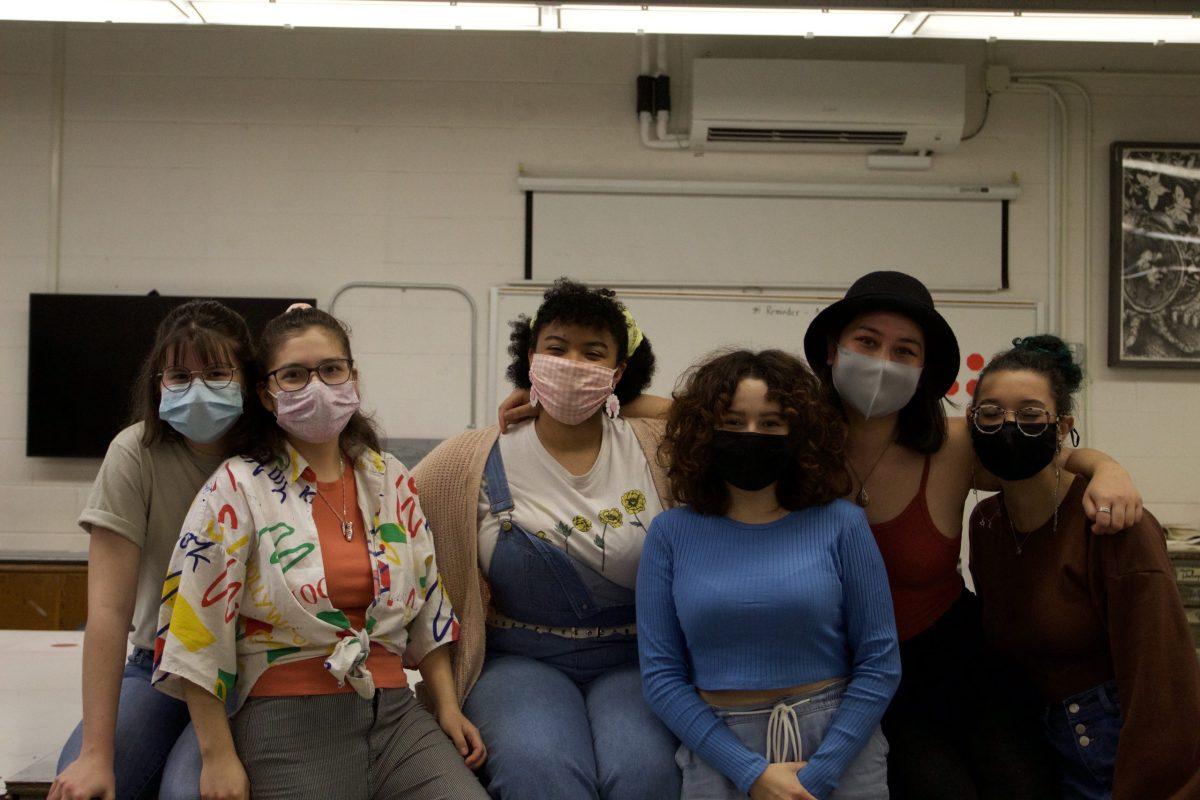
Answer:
[{"left": 411, "top": 419, "right": 670, "bottom": 703}]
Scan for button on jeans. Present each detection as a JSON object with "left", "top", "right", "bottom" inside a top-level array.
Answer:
[{"left": 1043, "top": 681, "right": 1122, "bottom": 800}]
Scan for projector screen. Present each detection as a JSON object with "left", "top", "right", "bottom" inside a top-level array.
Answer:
[{"left": 525, "top": 182, "right": 1013, "bottom": 292}]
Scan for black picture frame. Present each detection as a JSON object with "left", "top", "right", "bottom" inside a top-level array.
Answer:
[{"left": 1109, "top": 141, "right": 1200, "bottom": 368}]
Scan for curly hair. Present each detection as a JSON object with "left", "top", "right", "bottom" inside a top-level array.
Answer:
[
  {"left": 974, "top": 334, "right": 1083, "bottom": 417},
  {"left": 663, "top": 349, "right": 851, "bottom": 516},
  {"left": 240, "top": 307, "right": 383, "bottom": 464},
  {"left": 506, "top": 278, "right": 655, "bottom": 405}
]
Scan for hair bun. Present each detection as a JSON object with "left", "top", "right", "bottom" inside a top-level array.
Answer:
[{"left": 1011, "top": 335, "right": 1083, "bottom": 394}]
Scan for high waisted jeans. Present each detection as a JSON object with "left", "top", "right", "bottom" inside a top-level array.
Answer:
[
  {"left": 1043, "top": 681, "right": 1122, "bottom": 800},
  {"left": 463, "top": 441, "right": 680, "bottom": 800}
]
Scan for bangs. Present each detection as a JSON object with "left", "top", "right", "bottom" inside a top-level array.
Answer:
[{"left": 161, "top": 325, "right": 239, "bottom": 369}]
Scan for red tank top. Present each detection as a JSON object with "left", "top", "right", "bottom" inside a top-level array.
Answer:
[{"left": 869, "top": 456, "right": 964, "bottom": 642}]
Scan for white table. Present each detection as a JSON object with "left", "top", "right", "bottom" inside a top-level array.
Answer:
[{"left": 0, "top": 630, "right": 85, "bottom": 794}]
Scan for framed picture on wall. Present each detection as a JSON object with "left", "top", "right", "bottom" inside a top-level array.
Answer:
[{"left": 1110, "top": 141, "right": 1200, "bottom": 368}]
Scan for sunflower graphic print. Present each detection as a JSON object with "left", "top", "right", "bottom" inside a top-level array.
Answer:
[{"left": 476, "top": 417, "right": 664, "bottom": 590}]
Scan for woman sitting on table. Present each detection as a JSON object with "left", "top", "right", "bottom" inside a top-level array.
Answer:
[
  {"left": 152, "top": 306, "right": 488, "bottom": 800},
  {"left": 413, "top": 278, "right": 680, "bottom": 800},
  {"left": 53, "top": 300, "right": 262, "bottom": 800}
]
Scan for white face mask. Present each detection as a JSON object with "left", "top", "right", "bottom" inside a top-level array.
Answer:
[{"left": 831, "top": 346, "right": 923, "bottom": 419}]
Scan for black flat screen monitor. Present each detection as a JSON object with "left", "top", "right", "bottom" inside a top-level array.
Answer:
[{"left": 27, "top": 294, "right": 314, "bottom": 458}]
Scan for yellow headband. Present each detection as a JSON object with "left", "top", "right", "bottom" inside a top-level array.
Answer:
[{"left": 529, "top": 306, "right": 644, "bottom": 358}]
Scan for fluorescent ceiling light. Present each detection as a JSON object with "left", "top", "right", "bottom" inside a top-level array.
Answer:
[
  {"left": 194, "top": 0, "right": 541, "bottom": 30},
  {"left": 915, "top": 11, "right": 1200, "bottom": 44},
  {"left": 0, "top": 0, "right": 193, "bottom": 23},
  {"left": 557, "top": 6, "right": 905, "bottom": 37},
  {"left": 1, "top": 1, "right": 1197, "bottom": 43}
]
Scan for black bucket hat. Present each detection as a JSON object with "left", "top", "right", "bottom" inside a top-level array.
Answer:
[{"left": 803, "top": 270, "right": 961, "bottom": 398}]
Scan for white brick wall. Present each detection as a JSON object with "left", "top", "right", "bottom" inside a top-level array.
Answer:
[{"left": 2, "top": 23, "right": 1199, "bottom": 553}]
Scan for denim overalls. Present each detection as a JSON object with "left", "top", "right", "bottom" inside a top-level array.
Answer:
[{"left": 461, "top": 441, "right": 680, "bottom": 800}]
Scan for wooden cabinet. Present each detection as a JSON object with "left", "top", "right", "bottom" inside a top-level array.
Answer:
[{"left": 0, "top": 562, "right": 87, "bottom": 630}]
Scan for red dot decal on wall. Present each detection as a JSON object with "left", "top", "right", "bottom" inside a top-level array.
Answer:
[
  {"left": 948, "top": 381, "right": 960, "bottom": 396},
  {"left": 967, "top": 353, "right": 984, "bottom": 371},
  {"left": 966, "top": 379, "right": 978, "bottom": 396}
]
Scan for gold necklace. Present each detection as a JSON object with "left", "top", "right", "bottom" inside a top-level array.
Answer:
[
  {"left": 845, "top": 439, "right": 893, "bottom": 508},
  {"left": 314, "top": 455, "right": 354, "bottom": 541}
]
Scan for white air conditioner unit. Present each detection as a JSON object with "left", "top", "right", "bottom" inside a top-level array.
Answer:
[{"left": 690, "top": 59, "right": 965, "bottom": 155}]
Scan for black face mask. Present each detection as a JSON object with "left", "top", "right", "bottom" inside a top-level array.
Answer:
[
  {"left": 970, "top": 422, "right": 1058, "bottom": 481},
  {"left": 711, "top": 430, "right": 794, "bottom": 491}
]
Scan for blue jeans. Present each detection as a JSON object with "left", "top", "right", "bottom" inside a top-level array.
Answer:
[
  {"left": 1043, "top": 681, "right": 1122, "bottom": 800},
  {"left": 57, "top": 648, "right": 202, "bottom": 800},
  {"left": 463, "top": 654, "right": 681, "bottom": 800},
  {"left": 676, "top": 682, "right": 890, "bottom": 800}
]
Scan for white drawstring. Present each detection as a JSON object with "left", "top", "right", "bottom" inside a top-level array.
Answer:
[
  {"left": 766, "top": 702, "right": 803, "bottom": 764},
  {"left": 726, "top": 697, "right": 812, "bottom": 763}
]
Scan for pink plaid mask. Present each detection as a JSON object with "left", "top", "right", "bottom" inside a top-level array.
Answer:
[{"left": 528, "top": 354, "right": 619, "bottom": 425}]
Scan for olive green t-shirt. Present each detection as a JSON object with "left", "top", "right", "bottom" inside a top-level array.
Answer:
[{"left": 78, "top": 422, "right": 225, "bottom": 651}]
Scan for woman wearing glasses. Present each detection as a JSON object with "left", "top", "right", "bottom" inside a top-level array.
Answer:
[
  {"left": 506, "top": 271, "right": 1147, "bottom": 798},
  {"left": 967, "top": 335, "right": 1200, "bottom": 800},
  {"left": 53, "top": 300, "right": 263, "bottom": 800},
  {"left": 152, "top": 306, "right": 489, "bottom": 800}
]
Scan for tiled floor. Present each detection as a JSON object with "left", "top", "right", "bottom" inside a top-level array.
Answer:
[{"left": 0, "top": 630, "right": 85, "bottom": 793}]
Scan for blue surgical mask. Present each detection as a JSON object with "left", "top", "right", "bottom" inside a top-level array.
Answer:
[{"left": 158, "top": 382, "right": 243, "bottom": 444}]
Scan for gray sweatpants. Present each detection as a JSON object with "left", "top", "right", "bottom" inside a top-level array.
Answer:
[{"left": 230, "top": 687, "right": 490, "bottom": 800}]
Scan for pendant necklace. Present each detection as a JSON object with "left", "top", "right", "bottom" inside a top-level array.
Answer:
[
  {"left": 846, "top": 439, "right": 894, "bottom": 508},
  {"left": 315, "top": 454, "right": 355, "bottom": 541},
  {"left": 1003, "top": 465, "right": 1060, "bottom": 555}
]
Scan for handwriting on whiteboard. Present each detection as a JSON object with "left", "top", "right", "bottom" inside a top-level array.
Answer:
[{"left": 751, "top": 305, "right": 814, "bottom": 319}]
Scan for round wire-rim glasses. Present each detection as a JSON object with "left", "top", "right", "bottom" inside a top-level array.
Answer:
[{"left": 970, "top": 404, "right": 1061, "bottom": 437}]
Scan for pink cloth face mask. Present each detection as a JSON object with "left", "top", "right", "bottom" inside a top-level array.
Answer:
[
  {"left": 272, "top": 380, "right": 361, "bottom": 443},
  {"left": 528, "top": 353, "right": 619, "bottom": 426}
]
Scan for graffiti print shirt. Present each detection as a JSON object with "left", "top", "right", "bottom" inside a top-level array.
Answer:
[{"left": 152, "top": 445, "right": 458, "bottom": 712}]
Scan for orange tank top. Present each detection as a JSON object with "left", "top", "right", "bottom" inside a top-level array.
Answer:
[
  {"left": 869, "top": 456, "right": 964, "bottom": 642},
  {"left": 251, "top": 460, "right": 408, "bottom": 696}
]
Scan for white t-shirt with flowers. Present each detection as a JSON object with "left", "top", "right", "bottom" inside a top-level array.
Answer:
[{"left": 476, "top": 416, "right": 663, "bottom": 590}]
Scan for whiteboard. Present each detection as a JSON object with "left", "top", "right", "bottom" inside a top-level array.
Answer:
[
  {"left": 487, "top": 285, "right": 1042, "bottom": 417},
  {"left": 527, "top": 190, "right": 1012, "bottom": 292}
]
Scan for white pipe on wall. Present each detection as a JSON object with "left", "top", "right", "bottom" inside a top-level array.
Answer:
[
  {"left": 1012, "top": 79, "right": 1069, "bottom": 338},
  {"left": 1013, "top": 73, "right": 1096, "bottom": 436},
  {"left": 637, "top": 34, "right": 689, "bottom": 150},
  {"left": 47, "top": 25, "right": 65, "bottom": 292}
]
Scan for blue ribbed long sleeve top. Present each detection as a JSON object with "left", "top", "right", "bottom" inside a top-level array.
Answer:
[{"left": 636, "top": 501, "right": 901, "bottom": 798}]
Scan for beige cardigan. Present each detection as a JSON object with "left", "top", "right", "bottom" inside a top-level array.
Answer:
[{"left": 412, "top": 419, "right": 670, "bottom": 703}]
